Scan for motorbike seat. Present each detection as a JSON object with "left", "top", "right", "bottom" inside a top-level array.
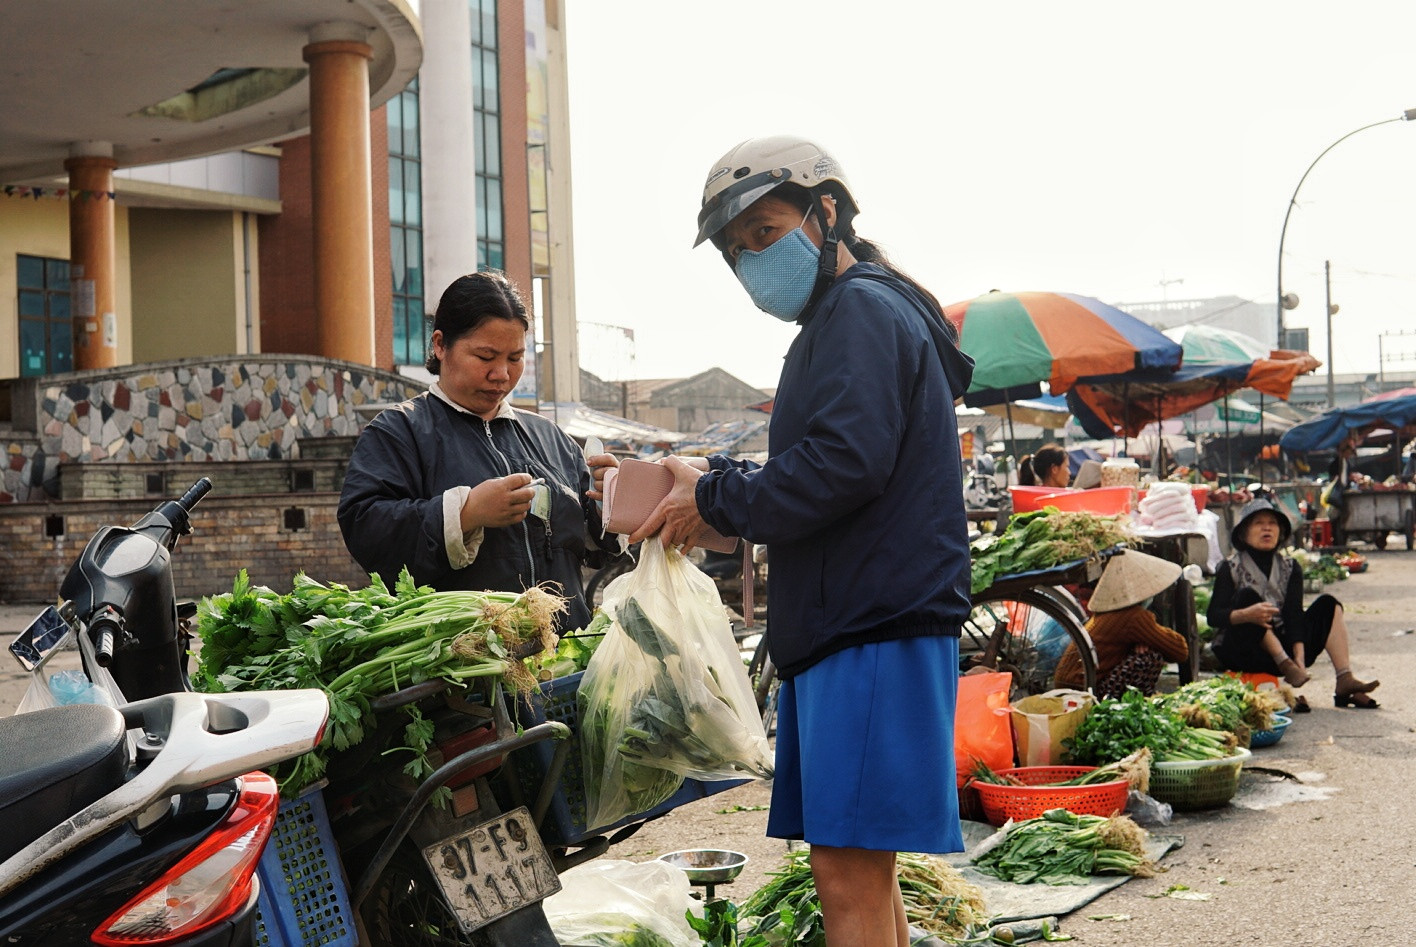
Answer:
[{"left": 0, "top": 703, "right": 128, "bottom": 863}]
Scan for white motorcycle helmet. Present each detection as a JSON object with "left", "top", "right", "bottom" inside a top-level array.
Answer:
[{"left": 693, "top": 135, "right": 860, "bottom": 257}]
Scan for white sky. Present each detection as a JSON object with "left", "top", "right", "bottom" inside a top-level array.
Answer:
[{"left": 564, "top": 1, "right": 1416, "bottom": 391}]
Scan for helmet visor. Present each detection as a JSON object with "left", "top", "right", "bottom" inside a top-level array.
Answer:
[{"left": 693, "top": 168, "right": 790, "bottom": 248}]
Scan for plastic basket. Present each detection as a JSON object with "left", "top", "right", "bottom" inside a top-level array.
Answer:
[
  {"left": 1248, "top": 714, "right": 1292, "bottom": 748},
  {"left": 973, "top": 766, "right": 1129, "bottom": 826},
  {"left": 1040, "top": 486, "right": 1133, "bottom": 516},
  {"left": 253, "top": 787, "right": 357, "bottom": 947},
  {"left": 512, "top": 672, "right": 748, "bottom": 848},
  {"left": 1149, "top": 747, "right": 1251, "bottom": 811}
]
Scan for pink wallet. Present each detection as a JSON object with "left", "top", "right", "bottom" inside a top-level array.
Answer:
[{"left": 601, "top": 459, "right": 739, "bottom": 554}]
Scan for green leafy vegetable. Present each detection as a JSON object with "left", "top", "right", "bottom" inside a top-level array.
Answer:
[
  {"left": 970, "top": 509, "right": 1129, "bottom": 595},
  {"left": 193, "top": 568, "right": 566, "bottom": 797},
  {"left": 972, "top": 809, "right": 1155, "bottom": 885}
]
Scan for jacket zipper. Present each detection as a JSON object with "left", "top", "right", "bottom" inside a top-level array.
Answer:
[{"left": 483, "top": 418, "right": 537, "bottom": 586}]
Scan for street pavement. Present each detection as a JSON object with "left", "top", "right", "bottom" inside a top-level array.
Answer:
[{"left": 3, "top": 548, "right": 1415, "bottom": 944}]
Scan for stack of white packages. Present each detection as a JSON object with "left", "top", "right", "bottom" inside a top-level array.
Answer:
[{"left": 1136, "top": 481, "right": 1199, "bottom": 532}]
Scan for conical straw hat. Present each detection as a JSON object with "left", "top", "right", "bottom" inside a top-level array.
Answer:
[{"left": 1088, "top": 549, "right": 1182, "bottom": 612}]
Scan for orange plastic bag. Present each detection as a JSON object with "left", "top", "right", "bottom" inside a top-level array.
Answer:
[{"left": 954, "top": 671, "right": 1014, "bottom": 787}]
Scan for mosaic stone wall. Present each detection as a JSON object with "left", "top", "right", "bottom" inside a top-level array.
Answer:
[{"left": 1, "top": 355, "right": 426, "bottom": 503}]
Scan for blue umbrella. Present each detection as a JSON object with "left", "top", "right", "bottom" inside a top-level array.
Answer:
[{"left": 1279, "top": 389, "right": 1416, "bottom": 453}]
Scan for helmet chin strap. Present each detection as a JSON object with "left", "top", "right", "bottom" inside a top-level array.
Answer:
[{"left": 797, "top": 191, "right": 841, "bottom": 323}]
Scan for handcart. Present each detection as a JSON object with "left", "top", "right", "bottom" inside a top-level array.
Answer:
[{"left": 1337, "top": 489, "right": 1416, "bottom": 549}]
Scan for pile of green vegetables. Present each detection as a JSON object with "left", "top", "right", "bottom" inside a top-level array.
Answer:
[
  {"left": 735, "top": 849, "right": 989, "bottom": 945},
  {"left": 1154, "top": 676, "right": 1286, "bottom": 742},
  {"left": 969, "top": 509, "right": 1130, "bottom": 595},
  {"left": 1064, "top": 689, "right": 1239, "bottom": 765},
  {"left": 971, "top": 809, "right": 1155, "bottom": 885},
  {"left": 194, "top": 568, "right": 565, "bottom": 797}
]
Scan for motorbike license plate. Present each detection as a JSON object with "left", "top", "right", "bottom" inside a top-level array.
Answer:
[{"left": 421, "top": 806, "right": 561, "bottom": 932}]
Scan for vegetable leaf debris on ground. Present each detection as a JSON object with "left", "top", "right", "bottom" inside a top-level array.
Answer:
[{"left": 193, "top": 567, "right": 565, "bottom": 797}]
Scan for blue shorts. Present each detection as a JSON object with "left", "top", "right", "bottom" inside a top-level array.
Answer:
[{"left": 766, "top": 636, "right": 964, "bottom": 854}]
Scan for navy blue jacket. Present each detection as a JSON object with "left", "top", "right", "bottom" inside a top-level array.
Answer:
[
  {"left": 695, "top": 263, "right": 974, "bottom": 678},
  {"left": 338, "top": 394, "right": 613, "bottom": 633}
]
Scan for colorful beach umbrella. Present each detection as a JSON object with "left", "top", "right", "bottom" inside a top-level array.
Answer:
[
  {"left": 942, "top": 291, "right": 1183, "bottom": 399},
  {"left": 1065, "top": 326, "right": 1321, "bottom": 438}
]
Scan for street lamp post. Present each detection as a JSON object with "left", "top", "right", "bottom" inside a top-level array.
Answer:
[{"left": 1275, "top": 108, "right": 1416, "bottom": 348}]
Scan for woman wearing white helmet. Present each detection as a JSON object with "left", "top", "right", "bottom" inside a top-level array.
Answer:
[{"left": 632, "top": 136, "right": 974, "bottom": 946}]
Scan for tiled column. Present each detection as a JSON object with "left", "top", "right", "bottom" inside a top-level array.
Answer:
[
  {"left": 303, "top": 22, "right": 375, "bottom": 365},
  {"left": 65, "top": 142, "right": 119, "bottom": 369}
]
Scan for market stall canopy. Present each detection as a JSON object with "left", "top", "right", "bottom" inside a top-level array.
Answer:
[
  {"left": 1279, "top": 389, "right": 1416, "bottom": 454},
  {"left": 1064, "top": 325, "right": 1320, "bottom": 438},
  {"left": 540, "top": 402, "right": 686, "bottom": 449},
  {"left": 942, "top": 291, "right": 1183, "bottom": 401},
  {"left": 982, "top": 392, "right": 1071, "bottom": 429}
]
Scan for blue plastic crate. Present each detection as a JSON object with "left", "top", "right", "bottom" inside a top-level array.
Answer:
[
  {"left": 253, "top": 787, "right": 357, "bottom": 947},
  {"left": 513, "top": 671, "right": 748, "bottom": 848}
]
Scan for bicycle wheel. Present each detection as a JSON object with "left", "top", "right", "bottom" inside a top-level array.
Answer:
[{"left": 960, "top": 587, "right": 1096, "bottom": 699}]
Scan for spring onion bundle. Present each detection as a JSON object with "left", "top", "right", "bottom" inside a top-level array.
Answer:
[
  {"left": 972, "top": 809, "right": 1156, "bottom": 885},
  {"left": 1064, "top": 689, "right": 1239, "bottom": 766},
  {"left": 194, "top": 568, "right": 566, "bottom": 796},
  {"left": 738, "top": 849, "right": 988, "bottom": 944}
]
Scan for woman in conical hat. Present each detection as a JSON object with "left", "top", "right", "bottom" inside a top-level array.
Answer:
[{"left": 1055, "top": 549, "right": 1191, "bottom": 697}]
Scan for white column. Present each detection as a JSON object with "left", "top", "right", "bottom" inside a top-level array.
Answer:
[
  {"left": 544, "top": 0, "right": 580, "bottom": 403},
  {"left": 419, "top": 0, "right": 480, "bottom": 307}
]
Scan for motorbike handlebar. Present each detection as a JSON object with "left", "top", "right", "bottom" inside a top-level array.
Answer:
[
  {"left": 176, "top": 477, "right": 213, "bottom": 514},
  {"left": 94, "top": 625, "right": 116, "bottom": 667}
]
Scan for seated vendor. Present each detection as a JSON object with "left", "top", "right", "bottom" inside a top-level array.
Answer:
[
  {"left": 1017, "top": 443, "right": 1070, "bottom": 489},
  {"left": 1054, "top": 550, "right": 1190, "bottom": 698},
  {"left": 1207, "top": 498, "right": 1379, "bottom": 710}
]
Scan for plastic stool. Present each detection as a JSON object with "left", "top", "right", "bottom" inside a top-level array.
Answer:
[{"left": 1225, "top": 670, "right": 1280, "bottom": 690}]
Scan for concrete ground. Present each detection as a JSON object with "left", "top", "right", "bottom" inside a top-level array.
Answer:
[{"left": 3, "top": 545, "right": 1414, "bottom": 945}]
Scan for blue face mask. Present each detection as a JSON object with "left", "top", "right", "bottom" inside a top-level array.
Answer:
[{"left": 733, "top": 211, "right": 821, "bottom": 322}]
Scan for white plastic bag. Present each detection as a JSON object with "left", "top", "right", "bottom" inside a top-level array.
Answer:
[
  {"left": 579, "top": 541, "right": 774, "bottom": 830},
  {"left": 543, "top": 859, "right": 698, "bottom": 947}
]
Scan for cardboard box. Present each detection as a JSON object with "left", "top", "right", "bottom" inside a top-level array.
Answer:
[{"left": 1009, "top": 690, "right": 1094, "bottom": 766}]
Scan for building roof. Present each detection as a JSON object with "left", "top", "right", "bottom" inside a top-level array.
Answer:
[{"left": 0, "top": 0, "right": 421, "bottom": 182}]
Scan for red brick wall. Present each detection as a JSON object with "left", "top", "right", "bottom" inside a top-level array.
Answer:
[
  {"left": 0, "top": 494, "right": 370, "bottom": 604},
  {"left": 258, "top": 137, "right": 318, "bottom": 355},
  {"left": 499, "top": 0, "right": 533, "bottom": 310},
  {"left": 259, "top": 106, "right": 395, "bottom": 372}
]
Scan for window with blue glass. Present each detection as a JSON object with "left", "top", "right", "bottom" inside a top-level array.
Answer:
[
  {"left": 471, "top": 0, "right": 504, "bottom": 272},
  {"left": 16, "top": 255, "right": 72, "bottom": 377},
  {"left": 388, "top": 77, "right": 426, "bottom": 367}
]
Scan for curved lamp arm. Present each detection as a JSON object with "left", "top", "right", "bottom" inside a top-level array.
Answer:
[{"left": 1275, "top": 108, "right": 1416, "bottom": 345}]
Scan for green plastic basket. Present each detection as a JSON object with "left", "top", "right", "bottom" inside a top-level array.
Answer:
[{"left": 1149, "top": 747, "right": 1250, "bottom": 810}]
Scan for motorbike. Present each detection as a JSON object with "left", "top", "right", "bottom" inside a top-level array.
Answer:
[
  {"left": 2, "top": 479, "right": 689, "bottom": 946},
  {"left": 0, "top": 478, "right": 329, "bottom": 945}
]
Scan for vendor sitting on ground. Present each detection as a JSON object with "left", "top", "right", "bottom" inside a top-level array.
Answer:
[
  {"left": 1054, "top": 550, "right": 1191, "bottom": 697},
  {"left": 1208, "top": 497, "right": 1379, "bottom": 710}
]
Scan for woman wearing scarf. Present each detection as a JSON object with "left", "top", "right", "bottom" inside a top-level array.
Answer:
[{"left": 1208, "top": 497, "right": 1378, "bottom": 709}]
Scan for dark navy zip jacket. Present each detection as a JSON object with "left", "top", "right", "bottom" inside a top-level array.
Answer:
[
  {"left": 338, "top": 394, "right": 612, "bottom": 633},
  {"left": 695, "top": 263, "right": 974, "bottom": 678}
]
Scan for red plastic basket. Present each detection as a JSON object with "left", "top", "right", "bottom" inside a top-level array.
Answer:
[{"left": 973, "top": 766, "right": 1129, "bottom": 826}]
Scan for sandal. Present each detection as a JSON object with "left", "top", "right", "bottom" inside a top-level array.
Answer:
[
  {"left": 1290, "top": 695, "right": 1311, "bottom": 713},
  {"left": 1335, "top": 691, "right": 1380, "bottom": 709}
]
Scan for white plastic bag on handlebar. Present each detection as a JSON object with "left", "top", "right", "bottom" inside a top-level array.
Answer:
[
  {"left": 543, "top": 859, "right": 698, "bottom": 947},
  {"left": 13, "top": 624, "right": 123, "bottom": 715},
  {"left": 579, "top": 540, "right": 773, "bottom": 830}
]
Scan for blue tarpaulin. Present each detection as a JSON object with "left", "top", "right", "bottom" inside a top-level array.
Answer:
[{"left": 1279, "top": 390, "right": 1416, "bottom": 453}]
